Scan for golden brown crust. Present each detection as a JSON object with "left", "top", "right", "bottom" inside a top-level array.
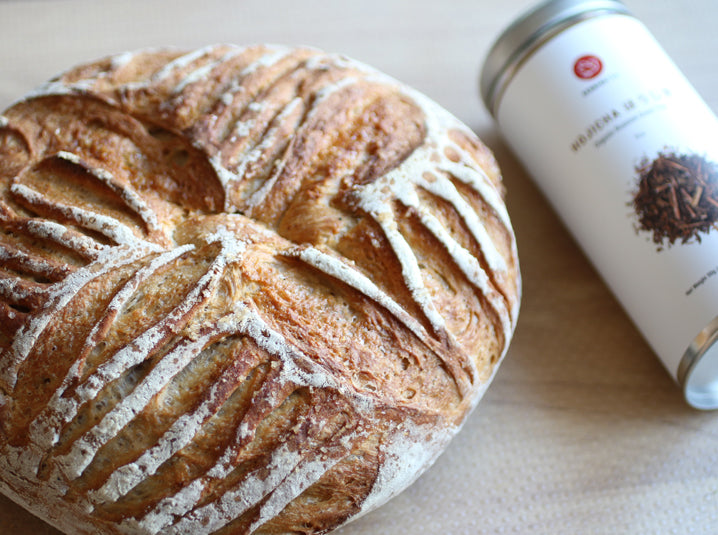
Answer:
[{"left": 0, "top": 45, "right": 520, "bottom": 534}]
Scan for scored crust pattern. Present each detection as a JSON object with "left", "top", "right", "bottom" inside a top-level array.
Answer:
[{"left": 0, "top": 45, "right": 520, "bottom": 534}]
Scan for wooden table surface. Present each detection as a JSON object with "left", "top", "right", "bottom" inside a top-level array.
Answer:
[{"left": 1, "top": 0, "right": 717, "bottom": 533}]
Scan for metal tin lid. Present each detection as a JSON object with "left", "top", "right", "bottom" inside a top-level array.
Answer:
[
  {"left": 679, "top": 316, "right": 718, "bottom": 409},
  {"left": 480, "top": 0, "right": 631, "bottom": 117}
]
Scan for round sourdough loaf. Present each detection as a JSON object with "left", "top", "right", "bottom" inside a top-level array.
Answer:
[{"left": 0, "top": 45, "right": 520, "bottom": 534}]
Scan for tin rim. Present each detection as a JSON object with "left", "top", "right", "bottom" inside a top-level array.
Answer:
[
  {"left": 479, "top": 0, "right": 630, "bottom": 117},
  {"left": 678, "top": 315, "right": 718, "bottom": 409}
]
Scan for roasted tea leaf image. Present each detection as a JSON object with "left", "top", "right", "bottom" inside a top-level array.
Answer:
[{"left": 632, "top": 151, "right": 718, "bottom": 247}]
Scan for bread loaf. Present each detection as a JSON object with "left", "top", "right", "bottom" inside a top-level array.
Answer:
[{"left": 0, "top": 44, "right": 520, "bottom": 534}]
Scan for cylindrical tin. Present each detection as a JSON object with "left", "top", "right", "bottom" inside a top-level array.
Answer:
[{"left": 481, "top": 0, "right": 718, "bottom": 408}]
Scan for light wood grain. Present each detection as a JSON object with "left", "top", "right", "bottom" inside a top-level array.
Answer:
[{"left": 1, "top": 0, "right": 717, "bottom": 533}]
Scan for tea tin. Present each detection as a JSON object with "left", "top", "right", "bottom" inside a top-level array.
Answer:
[{"left": 481, "top": 0, "right": 718, "bottom": 408}]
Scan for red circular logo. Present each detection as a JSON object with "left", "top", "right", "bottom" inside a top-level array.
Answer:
[{"left": 573, "top": 55, "right": 603, "bottom": 80}]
